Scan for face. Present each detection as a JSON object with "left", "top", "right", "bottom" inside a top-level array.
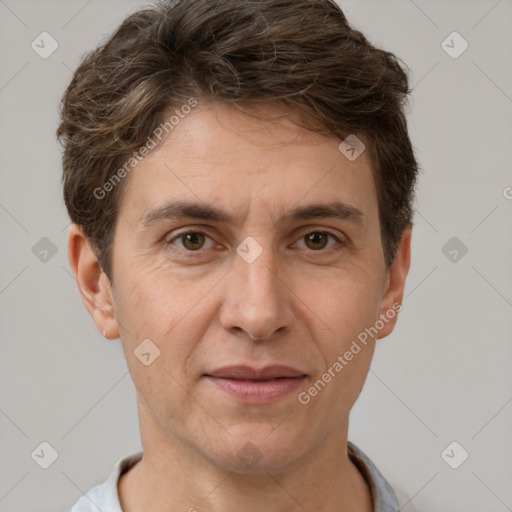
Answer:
[{"left": 84, "top": 103, "right": 409, "bottom": 473}]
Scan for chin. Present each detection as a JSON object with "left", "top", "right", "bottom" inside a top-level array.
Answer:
[{"left": 205, "top": 427, "right": 308, "bottom": 475}]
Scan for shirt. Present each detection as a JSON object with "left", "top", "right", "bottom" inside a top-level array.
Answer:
[{"left": 68, "top": 442, "right": 399, "bottom": 511}]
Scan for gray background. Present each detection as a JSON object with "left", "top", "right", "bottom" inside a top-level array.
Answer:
[{"left": 0, "top": 0, "right": 511, "bottom": 511}]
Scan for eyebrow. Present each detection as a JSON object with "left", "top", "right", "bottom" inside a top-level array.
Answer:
[{"left": 139, "top": 200, "right": 367, "bottom": 229}]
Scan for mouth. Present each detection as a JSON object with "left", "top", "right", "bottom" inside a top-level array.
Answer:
[{"left": 204, "top": 365, "right": 307, "bottom": 403}]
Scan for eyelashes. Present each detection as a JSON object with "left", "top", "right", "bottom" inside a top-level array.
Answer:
[{"left": 165, "top": 229, "right": 345, "bottom": 258}]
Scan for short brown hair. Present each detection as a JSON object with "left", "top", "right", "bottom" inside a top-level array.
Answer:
[{"left": 57, "top": 0, "right": 418, "bottom": 281}]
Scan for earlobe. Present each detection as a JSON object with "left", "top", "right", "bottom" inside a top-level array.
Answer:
[
  {"left": 376, "top": 224, "right": 412, "bottom": 340},
  {"left": 67, "top": 224, "right": 120, "bottom": 340}
]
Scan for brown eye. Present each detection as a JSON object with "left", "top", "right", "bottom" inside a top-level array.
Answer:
[
  {"left": 166, "top": 230, "right": 216, "bottom": 257},
  {"left": 180, "top": 232, "right": 206, "bottom": 250},
  {"left": 304, "top": 232, "right": 330, "bottom": 250},
  {"left": 293, "top": 231, "right": 341, "bottom": 252}
]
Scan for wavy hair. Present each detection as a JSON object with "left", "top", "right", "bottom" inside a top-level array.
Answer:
[{"left": 57, "top": 0, "right": 419, "bottom": 280}]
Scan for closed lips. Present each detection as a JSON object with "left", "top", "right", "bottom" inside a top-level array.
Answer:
[{"left": 205, "top": 365, "right": 306, "bottom": 380}]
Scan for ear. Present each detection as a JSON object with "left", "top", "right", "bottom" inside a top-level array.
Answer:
[
  {"left": 376, "top": 224, "right": 412, "bottom": 340},
  {"left": 67, "top": 224, "right": 120, "bottom": 339}
]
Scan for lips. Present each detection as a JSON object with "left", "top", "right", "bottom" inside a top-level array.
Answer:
[
  {"left": 204, "top": 365, "right": 307, "bottom": 403},
  {"left": 205, "top": 365, "right": 306, "bottom": 381}
]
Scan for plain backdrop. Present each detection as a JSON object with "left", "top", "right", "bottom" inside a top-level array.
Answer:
[{"left": 0, "top": 1, "right": 511, "bottom": 511}]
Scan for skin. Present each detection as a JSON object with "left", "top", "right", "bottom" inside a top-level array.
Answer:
[{"left": 68, "top": 102, "right": 411, "bottom": 512}]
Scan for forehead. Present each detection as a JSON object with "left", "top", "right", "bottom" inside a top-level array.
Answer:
[{"left": 116, "top": 103, "right": 378, "bottom": 226}]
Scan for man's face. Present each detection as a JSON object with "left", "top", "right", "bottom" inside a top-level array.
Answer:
[{"left": 107, "top": 103, "right": 402, "bottom": 472}]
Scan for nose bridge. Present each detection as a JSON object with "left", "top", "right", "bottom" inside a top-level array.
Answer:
[
  {"left": 237, "top": 237, "right": 283, "bottom": 303},
  {"left": 220, "top": 239, "right": 292, "bottom": 339},
  {"left": 238, "top": 248, "right": 279, "bottom": 298},
  {"left": 235, "top": 232, "right": 279, "bottom": 286}
]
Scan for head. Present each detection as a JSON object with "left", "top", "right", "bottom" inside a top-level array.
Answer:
[{"left": 59, "top": 0, "right": 417, "bottom": 472}]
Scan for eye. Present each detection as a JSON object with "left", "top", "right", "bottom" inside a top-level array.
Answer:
[
  {"left": 294, "top": 231, "right": 341, "bottom": 251},
  {"left": 169, "top": 231, "right": 215, "bottom": 251}
]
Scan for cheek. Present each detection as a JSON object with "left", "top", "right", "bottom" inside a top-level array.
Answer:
[
  {"left": 296, "top": 265, "right": 381, "bottom": 401},
  {"left": 299, "top": 266, "right": 382, "bottom": 340},
  {"left": 113, "top": 273, "right": 206, "bottom": 425},
  {"left": 114, "top": 261, "right": 210, "bottom": 336},
  {"left": 112, "top": 264, "right": 221, "bottom": 384},
  {"left": 299, "top": 289, "right": 377, "bottom": 422}
]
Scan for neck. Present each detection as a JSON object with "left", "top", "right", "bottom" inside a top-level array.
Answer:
[{"left": 118, "top": 400, "right": 372, "bottom": 512}]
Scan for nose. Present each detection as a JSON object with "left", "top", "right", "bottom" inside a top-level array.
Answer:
[{"left": 219, "top": 245, "right": 294, "bottom": 341}]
